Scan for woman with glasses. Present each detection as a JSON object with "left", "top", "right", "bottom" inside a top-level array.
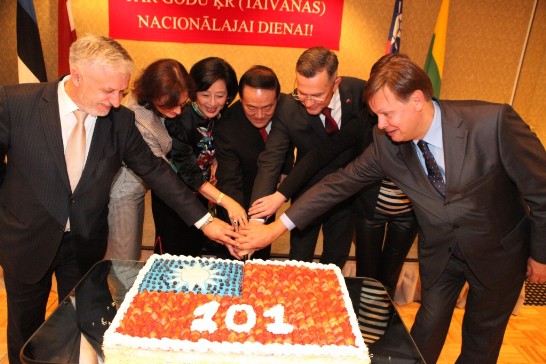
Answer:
[
  {"left": 156, "top": 56, "right": 246, "bottom": 256},
  {"left": 106, "top": 59, "right": 194, "bottom": 260}
]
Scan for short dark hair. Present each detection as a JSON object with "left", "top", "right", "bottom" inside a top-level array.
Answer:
[
  {"left": 190, "top": 57, "right": 238, "bottom": 106},
  {"left": 133, "top": 59, "right": 193, "bottom": 113},
  {"left": 364, "top": 53, "right": 434, "bottom": 104},
  {"left": 296, "top": 46, "right": 338, "bottom": 79},
  {"left": 238, "top": 65, "right": 280, "bottom": 98}
]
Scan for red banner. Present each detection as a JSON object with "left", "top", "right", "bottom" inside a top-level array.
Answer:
[{"left": 109, "top": 0, "right": 344, "bottom": 50}]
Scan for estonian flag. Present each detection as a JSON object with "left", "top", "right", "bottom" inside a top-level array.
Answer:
[{"left": 17, "top": 0, "right": 47, "bottom": 83}]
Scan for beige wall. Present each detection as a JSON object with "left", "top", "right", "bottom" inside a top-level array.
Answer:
[{"left": 1, "top": 0, "right": 545, "bottom": 140}]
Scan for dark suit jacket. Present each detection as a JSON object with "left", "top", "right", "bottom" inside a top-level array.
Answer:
[
  {"left": 0, "top": 149, "right": 5, "bottom": 187},
  {"left": 274, "top": 108, "right": 380, "bottom": 215},
  {"left": 286, "top": 100, "right": 546, "bottom": 290},
  {"left": 251, "top": 77, "right": 369, "bottom": 204},
  {"left": 0, "top": 81, "right": 208, "bottom": 284},
  {"left": 214, "top": 96, "right": 294, "bottom": 211}
]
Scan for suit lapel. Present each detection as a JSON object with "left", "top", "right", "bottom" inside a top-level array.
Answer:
[
  {"left": 338, "top": 80, "right": 354, "bottom": 127},
  {"left": 397, "top": 102, "right": 468, "bottom": 199},
  {"left": 296, "top": 102, "right": 326, "bottom": 137},
  {"left": 78, "top": 115, "right": 112, "bottom": 192},
  {"left": 397, "top": 142, "right": 437, "bottom": 195},
  {"left": 439, "top": 101, "right": 468, "bottom": 196},
  {"left": 38, "top": 82, "right": 72, "bottom": 191}
]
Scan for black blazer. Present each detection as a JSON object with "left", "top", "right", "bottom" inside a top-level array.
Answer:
[
  {"left": 286, "top": 101, "right": 546, "bottom": 290},
  {"left": 0, "top": 81, "right": 208, "bottom": 283},
  {"left": 214, "top": 96, "right": 294, "bottom": 211},
  {"left": 0, "top": 149, "right": 5, "bottom": 187},
  {"left": 251, "top": 76, "right": 370, "bottom": 203},
  {"left": 274, "top": 108, "right": 380, "bottom": 215}
]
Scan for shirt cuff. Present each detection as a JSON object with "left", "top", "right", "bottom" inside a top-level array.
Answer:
[
  {"left": 279, "top": 213, "right": 296, "bottom": 231},
  {"left": 194, "top": 213, "right": 213, "bottom": 229}
]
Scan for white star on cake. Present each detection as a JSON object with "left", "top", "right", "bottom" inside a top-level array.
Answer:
[{"left": 168, "top": 264, "right": 223, "bottom": 290}]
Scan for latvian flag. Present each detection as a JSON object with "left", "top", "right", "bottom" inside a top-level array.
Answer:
[{"left": 17, "top": 0, "right": 47, "bottom": 83}]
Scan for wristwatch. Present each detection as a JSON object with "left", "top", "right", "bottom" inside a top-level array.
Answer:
[{"left": 200, "top": 215, "right": 214, "bottom": 229}]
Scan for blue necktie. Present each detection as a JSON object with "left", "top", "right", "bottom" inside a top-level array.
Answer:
[{"left": 417, "top": 140, "right": 446, "bottom": 196}]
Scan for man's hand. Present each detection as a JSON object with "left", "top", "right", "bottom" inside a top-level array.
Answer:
[
  {"left": 201, "top": 218, "right": 241, "bottom": 247},
  {"left": 527, "top": 257, "right": 546, "bottom": 284},
  {"left": 236, "top": 220, "right": 287, "bottom": 254},
  {"left": 225, "top": 243, "right": 246, "bottom": 260},
  {"left": 248, "top": 192, "right": 286, "bottom": 219}
]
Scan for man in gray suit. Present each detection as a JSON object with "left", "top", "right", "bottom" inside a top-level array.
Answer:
[
  {"left": 0, "top": 35, "right": 238, "bottom": 363},
  {"left": 238, "top": 53, "right": 546, "bottom": 363}
]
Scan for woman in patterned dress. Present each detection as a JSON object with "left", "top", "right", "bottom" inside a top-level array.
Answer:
[{"left": 156, "top": 57, "right": 245, "bottom": 256}]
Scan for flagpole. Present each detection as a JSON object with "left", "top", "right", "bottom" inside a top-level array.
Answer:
[{"left": 510, "top": 0, "right": 538, "bottom": 106}]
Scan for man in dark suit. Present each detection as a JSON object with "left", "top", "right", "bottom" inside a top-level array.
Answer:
[
  {"left": 0, "top": 35, "right": 238, "bottom": 363},
  {"left": 238, "top": 53, "right": 546, "bottom": 363},
  {"left": 214, "top": 65, "right": 293, "bottom": 260},
  {"left": 249, "top": 46, "right": 369, "bottom": 269}
]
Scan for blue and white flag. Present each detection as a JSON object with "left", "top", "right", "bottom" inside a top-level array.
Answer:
[
  {"left": 385, "top": 0, "right": 403, "bottom": 54},
  {"left": 17, "top": 0, "right": 47, "bottom": 83}
]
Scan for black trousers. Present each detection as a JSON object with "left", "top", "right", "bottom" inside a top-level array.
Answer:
[
  {"left": 410, "top": 255, "right": 524, "bottom": 364},
  {"left": 355, "top": 210, "right": 418, "bottom": 298},
  {"left": 4, "top": 232, "right": 83, "bottom": 364},
  {"left": 151, "top": 190, "right": 205, "bottom": 257},
  {"left": 289, "top": 200, "right": 354, "bottom": 269}
]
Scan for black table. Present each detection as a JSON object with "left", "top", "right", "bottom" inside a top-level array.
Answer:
[{"left": 21, "top": 260, "right": 425, "bottom": 363}]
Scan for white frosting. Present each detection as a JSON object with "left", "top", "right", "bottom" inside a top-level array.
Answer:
[
  {"left": 103, "top": 254, "right": 369, "bottom": 360},
  {"left": 191, "top": 301, "right": 220, "bottom": 333},
  {"left": 263, "top": 304, "right": 294, "bottom": 334}
]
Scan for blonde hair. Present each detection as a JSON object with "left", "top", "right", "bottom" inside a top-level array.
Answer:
[{"left": 69, "top": 34, "right": 134, "bottom": 74}]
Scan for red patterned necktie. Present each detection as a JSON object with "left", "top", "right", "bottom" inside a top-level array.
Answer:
[
  {"left": 66, "top": 109, "right": 88, "bottom": 191},
  {"left": 321, "top": 107, "right": 339, "bottom": 135},
  {"left": 259, "top": 127, "right": 268, "bottom": 142}
]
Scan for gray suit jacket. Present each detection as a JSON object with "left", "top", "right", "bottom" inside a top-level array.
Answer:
[
  {"left": 286, "top": 100, "right": 546, "bottom": 290},
  {"left": 0, "top": 81, "right": 207, "bottom": 283}
]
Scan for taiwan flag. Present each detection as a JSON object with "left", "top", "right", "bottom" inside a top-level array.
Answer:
[{"left": 385, "top": 0, "right": 403, "bottom": 55}]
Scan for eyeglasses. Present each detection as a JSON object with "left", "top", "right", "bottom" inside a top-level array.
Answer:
[
  {"left": 291, "top": 89, "right": 327, "bottom": 104},
  {"left": 291, "top": 78, "right": 338, "bottom": 105}
]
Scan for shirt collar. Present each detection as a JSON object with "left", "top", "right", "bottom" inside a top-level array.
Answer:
[
  {"left": 415, "top": 100, "right": 443, "bottom": 149},
  {"left": 327, "top": 88, "right": 341, "bottom": 112},
  {"left": 57, "top": 76, "right": 80, "bottom": 117}
]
